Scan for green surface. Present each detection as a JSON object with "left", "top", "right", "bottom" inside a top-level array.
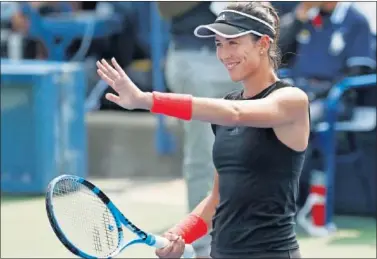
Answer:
[
  {"left": 296, "top": 216, "right": 376, "bottom": 246},
  {"left": 1, "top": 179, "right": 376, "bottom": 258},
  {"left": 327, "top": 216, "right": 376, "bottom": 247},
  {"left": 1, "top": 194, "right": 44, "bottom": 203}
]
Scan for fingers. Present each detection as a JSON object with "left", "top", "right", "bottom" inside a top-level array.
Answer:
[
  {"left": 99, "top": 59, "right": 119, "bottom": 79},
  {"left": 156, "top": 242, "right": 173, "bottom": 258},
  {"left": 96, "top": 57, "right": 133, "bottom": 99},
  {"left": 156, "top": 233, "right": 185, "bottom": 258},
  {"left": 170, "top": 236, "right": 185, "bottom": 255},
  {"left": 96, "top": 60, "right": 113, "bottom": 80},
  {"left": 155, "top": 233, "right": 180, "bottom": 258},
  {"left": 97, "top": 69, "right": 114, "bottom": 88},
  {"left": 111, "top": 57, "right": 127, "bottom": 78},
  {"left": 164, "top": 232, "right": 180, "bottom": 242}
]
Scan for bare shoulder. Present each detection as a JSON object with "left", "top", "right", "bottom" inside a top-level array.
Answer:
[
  {"left": 268, "top": 86, "right": 309, "bottom": 116},
  {"left": 270, "top": 87, "right": 310, "bottom": 151},
  {"left": 269, "top": 86, "right": 309, "bottom": 104}
]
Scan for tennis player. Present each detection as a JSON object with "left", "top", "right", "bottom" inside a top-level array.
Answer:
[{"left": 96, "top": 2, "right": 309, "bottom": 258}]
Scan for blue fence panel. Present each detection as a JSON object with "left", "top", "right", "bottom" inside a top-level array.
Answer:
[{"left": 1, "top": 59, "right": 87, "bottom": 194}]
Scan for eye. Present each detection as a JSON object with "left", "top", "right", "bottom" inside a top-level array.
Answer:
[{"left": 215, "top": 42, "right": 222, "bottom": 47}]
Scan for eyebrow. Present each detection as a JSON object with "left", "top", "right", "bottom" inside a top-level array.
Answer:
[{"left": 215, "top": 38, "right": 234, "bottom": 42}]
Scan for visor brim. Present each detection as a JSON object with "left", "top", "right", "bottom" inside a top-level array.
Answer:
[{"left": 194, "top": 23, "right": 247, "bottom": 39}]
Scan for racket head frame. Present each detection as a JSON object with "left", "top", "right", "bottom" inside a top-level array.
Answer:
[
  {"left": 45, "top": 174, "right": 157, "bottom": 258},
  {"left": 46, "top": 174, "right": 194, "bottom": 258}
]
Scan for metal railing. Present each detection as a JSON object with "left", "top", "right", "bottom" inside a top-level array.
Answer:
[{"left": 318, "top": 73, "right": 376, "bottom": 224}]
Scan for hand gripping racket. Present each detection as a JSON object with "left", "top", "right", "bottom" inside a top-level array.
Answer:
[{"left": 45, "top": 174, "right": 196, "bottom": 258}]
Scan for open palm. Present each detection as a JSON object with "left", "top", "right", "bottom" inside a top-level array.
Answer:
[{"left": 96, "top": 58, "right": 145, "bottom": 110}]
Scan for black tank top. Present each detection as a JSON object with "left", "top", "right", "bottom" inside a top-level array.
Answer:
[{"left": 210, "top": 81, "right": 307, "bottom": 256}]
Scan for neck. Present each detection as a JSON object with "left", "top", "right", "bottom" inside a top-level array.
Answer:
[{"left": 242, "top": 64, "right": 278, "bottom": 98}]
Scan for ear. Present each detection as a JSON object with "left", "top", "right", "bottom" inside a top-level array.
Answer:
[{"left": 258, "top": 35, "right": 271, "bottom": 53}]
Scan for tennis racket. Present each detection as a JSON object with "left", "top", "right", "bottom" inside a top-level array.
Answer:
[{"left": 45, "top": 174, "right": 196, "bottom": 258}]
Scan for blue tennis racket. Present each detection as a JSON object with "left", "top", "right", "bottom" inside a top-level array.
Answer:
[{"left": 45, "top": 174, "right": 196, "bottom": 258}]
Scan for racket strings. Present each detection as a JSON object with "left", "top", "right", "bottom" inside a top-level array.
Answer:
[
  {"left": 102, "top": 212, "right": 115, "bottom": 250},
  {"left": 93, "top": 226, "right": 103, "bottom": 253},
  {"left": 51, "top": 179, "right": 120, "bottom": 257}
]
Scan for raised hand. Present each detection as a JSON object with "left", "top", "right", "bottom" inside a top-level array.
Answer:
[{"left": 96, "top": 58, "right": 150, "bottom": 110}]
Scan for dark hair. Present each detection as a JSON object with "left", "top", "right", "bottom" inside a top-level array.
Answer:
[{"left": 226, "top": 2, "right": 281, "bottom": 71}]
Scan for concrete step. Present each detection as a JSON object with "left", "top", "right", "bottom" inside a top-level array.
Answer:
[{"left": 86, "top": 111, "right": 184, "bottom": 179}]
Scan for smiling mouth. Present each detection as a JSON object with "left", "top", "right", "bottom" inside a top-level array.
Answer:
[{"left": 224, "top": 62, "right": 240, "bottom": 70}]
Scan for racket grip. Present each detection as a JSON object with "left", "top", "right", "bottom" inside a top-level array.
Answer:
[
  {"left": 153, "top": 235, "right": 169, "bottom": 248},
  {"left": 182, "top": 244, "right": 196, "bottom": 258},
  {"left": 153, "top": 235, "right": 196, "bottom": 258}
]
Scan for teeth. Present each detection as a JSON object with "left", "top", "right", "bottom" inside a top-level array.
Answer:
[{"left": 226, "top": 63, "right": 238, "bottom": 69}]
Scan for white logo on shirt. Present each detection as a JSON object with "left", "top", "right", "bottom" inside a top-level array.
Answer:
[
  {"left": 229, "top": 127, "right": 240, "bottom": 135},
  {"left": 329, "top": 30, "right": 345, "bottom": 56}
]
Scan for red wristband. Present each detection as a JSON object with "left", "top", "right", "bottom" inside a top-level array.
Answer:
[
  {"left": 150, "top": 91, "right": 193, "bottom": 120},
  {"left": 170, "top": 214, "right": 208, "bottom": 244}
]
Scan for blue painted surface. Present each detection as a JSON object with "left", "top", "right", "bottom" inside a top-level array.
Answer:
[
  {"left": 20, "top": 3, "right": 123, "bottom": 61},
  {"left": 1, "top": 59, "right": 87, "bottom": 194},
  {"left": 150, "top": 2, "right": 175, "bottom": 155}
]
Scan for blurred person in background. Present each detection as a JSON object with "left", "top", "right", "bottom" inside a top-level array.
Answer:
[
  {"left": 276, "top": 1, "right": 376, "bottom": 206},
  {"left": 156, "top": 2, "right": 241, "bottom": 257},
  {"left": 270, "top": 1, "right": 299, "bottom": 17},
  {"left": 6, "top": 1, "right": 144, "bottom": 109},
  {"left": 3, "top": 2, "right": 62, "bottom": 59},
  {"left": 8, "top": 1, "right": 138, "bottom": 68},
  {"left": 278, "top": 1, "right": 376, "bottom": 125},
  {"left": 354, "top": 2, "right": 377, "bottom": 34},
  {"left": 9, "top": 2, "right": 97, "bottom": 59},
  {"left": 353, "top": 1, "right": 376, "bottom": 56}
]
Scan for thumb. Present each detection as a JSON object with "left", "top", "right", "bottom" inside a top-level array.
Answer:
[
  {"left": 164, "top": 232, "right": 180, "bottom": 241},
  {"left": 105, "top": 93, "right": 121, "bottom": 105}
]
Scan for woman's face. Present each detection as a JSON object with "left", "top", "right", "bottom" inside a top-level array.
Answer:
[{"left": 215, "top": 34, "right": 263, "bottom": 82}]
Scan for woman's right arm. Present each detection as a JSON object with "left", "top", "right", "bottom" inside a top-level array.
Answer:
[
  {"left": 168, "top": 170, "right": 219, "bottom": 238},
  {"left": 190, "top": 170, "right": 219, "bottom": 230},
  {"left": 155, "top": 171, "right": 219, "bottom": 258},
  {"left": 279, "top": 3, "right": 320, "bottom": 57}
]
